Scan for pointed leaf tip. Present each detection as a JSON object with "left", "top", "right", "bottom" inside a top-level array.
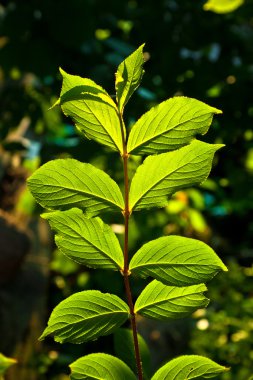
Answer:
[
  {"left": 116, "top": 44, "right": 145, "bottom": 111},
  {"left": 59, "top": 67, "right": 65, "bottom": 76},
  {"left": 0, "top": 353, "right": 17, "bottom": 377},
  {"left": 49, "top": 98, "right": 60, "bottom": 110}
]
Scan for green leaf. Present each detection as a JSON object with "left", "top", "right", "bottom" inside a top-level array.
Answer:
[
  {"left": 0, "top": 353, "right": 17, "bottom": 376},
  {"left": 151, "top": 355, "right": 229, "bottom": 379},
  {"left": 134, "top": 280, "right": 209, "bottom": 320},
  {"left": 40, "top": 290, "right": 129, "bottom": 343},
  {"left": 116, "top": 44, "right": 145, "bottom": 111},
  {"left": 70, "top": 353, "right": 136, "bottom": 380},
  {"left": 203, "top": 0, "right": 244, "bottom": 14},
  {"left": 59, "top": 69, "right": 123, "bottom": 153},
  {"left": 114, "top": 328, "right": 151, "bottom": 379},
  {"left": 129, "top": 140, "right": 223, "bottom": 212},
  {"left": 42, "top": 208, "right": 124, "bottom": 270},
  {"left": 27, "top": 158, "right": 124, "bottom": 217},
  {"left": 127, "top": 97, "right": 221, "bottom": 155},
  {"left": 130, "top": 236, "right": 227, "bottom": 287}
]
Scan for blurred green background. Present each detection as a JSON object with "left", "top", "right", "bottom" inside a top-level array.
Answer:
[{"left": 0, "top": 0, "right": 252, "bottom": 379}]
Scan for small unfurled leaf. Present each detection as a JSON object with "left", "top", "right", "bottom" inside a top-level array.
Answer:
[
  {"left": 116, "top": 44, "right": 145, "bottom": 111},
  {"left": 114, "top": 328, "right": 151, "bottom": 379},
  {"left": 127, "top": 97, "right": 221, "bottom": 155},
  {"left": 151, "top": 355, "right": 229, "bottom": 379},
  {"left": 129, "top": 141, "right": 223, "bottom": 212},
  {"left": 134, "top": 280, "right": 209, "bottom": 320},
  {"left": 40, "top": 290, "right": 129, "bottom": 343},
  {"left": 130, "top": 236, "right": 227, "bottom": 286},
  {"left": 203, "top": 0, "right": 244, "bottom": 14},
  {"left": 28, "top": 159, "right": 124, "bottom": 217},
  {"left": 43, "top": 208, "right": 124, "bottom": 270},
  {"left": 59, "top": 69, "right": 124, "bottom": 153},
  {"left": 0, "top": 353, "right": 17, "bottom": 377},
  {"left": 70, "top": 353, "right": 136, "bottom": 380}
]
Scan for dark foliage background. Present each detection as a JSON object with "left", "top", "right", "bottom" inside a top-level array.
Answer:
[{"left": 0, "top": 1, "right": 252, "bottom": 379}]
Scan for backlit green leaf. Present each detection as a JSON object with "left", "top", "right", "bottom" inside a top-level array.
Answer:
[
  {"left": 134, "top": 280, "right": 209, "bottom": 320},
  {"left": 28, "top": 158, "right": 124, "bottom": 217},
  {"left": 40, "top": 290, "right": 129, "bottom": 344},
  {"left": 116, "top": 44, "right": 145, "bottom": 111},
  {"left": 114, "top": 328, "right": 151, "bottom": 379},
  {"left": 151, "top": 355, "right": 229, "bottom": 379},
  {"left": 42, "top": 208, "right": 124, "bottom": 270},
  {"left": 59, "top": 69, "right": 123, "bottom": 153},
  {"left": 0, "top": 353, "right": 17, "bottom": 377},
  {"left": 70, "top": 353, "right": 136, "bottom": 380},
  {"left": 130, "top": 236, "right": 227, "bottom": 286},
  {"left": 127, "top": 97, "right": 221, "bottom": 155},
  {"left": 129, "top": 141, "right": 223, "bottom": 212},
  {"left": 203, "top": 0, "right": 244, "bottom": 14}
]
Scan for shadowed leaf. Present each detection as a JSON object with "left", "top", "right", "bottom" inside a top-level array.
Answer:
[{"left": 114, "top": 328, "right": 151, "bottom": 379}]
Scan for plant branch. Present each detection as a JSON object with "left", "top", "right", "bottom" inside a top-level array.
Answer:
[{"left": 119, "top": 112, "right": 143, "bottom": 380}]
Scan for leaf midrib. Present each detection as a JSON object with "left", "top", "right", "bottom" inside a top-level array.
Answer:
[
  {"left": 131, "top": 262, "right": 218, "bottom": 271},
  {"left": 135, "top": 290, "right": 204, "bottom": 313},
  {"left": 32, "top": 180, "right": 123, "bottom": 210},
  {"left": 53, "top": 309, "right": 128, "bottom": 325},
  {"left": 125, "top": 53, "right": 142, "bottom": 101}
]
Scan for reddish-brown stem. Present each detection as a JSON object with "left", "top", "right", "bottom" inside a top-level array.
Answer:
[{"left": 119, "top": 112, "right": 143, "bottom": 380}]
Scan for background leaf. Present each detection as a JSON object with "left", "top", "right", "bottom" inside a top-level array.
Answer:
[
  {"left": 129, "top": 141, "right": 223, "bottom": 212},
  {"left": 134, "top": 280, "right": 209, "bottom": 320},
  {"left": 0, "top": 353, "right": 17, "bottom": 377},
  {"left": 116, "top": 44, "right": 145, "bottom": 111},
  {"left": 203, "top": 0, "right": 244, "bottom": 14},
  {"left": 28, "top": 158, "right": 124, "bottom": 217},
  {"left": 70, "top": 353, "right": 136, "bottom": 380},
  {"left": 42, "top": 208, "right": 124, "bottom": 270},
  {"left": 40, "top": 290, "right": 129, "bottom": 343},
  {"left": 113, "top": 328, "right": 151, "bottom": 379},
  {"left": 127, "top": 97, "right": 221, "bottom": 155},
  {"left": 130, "top": 235, "right": 227, "bottom": 286},
  {"left": 151, "top": 355, "right": 229, "bottom": 379},
  {"left": 59, "top": 69, "right": 124, "bottom": 153}
]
